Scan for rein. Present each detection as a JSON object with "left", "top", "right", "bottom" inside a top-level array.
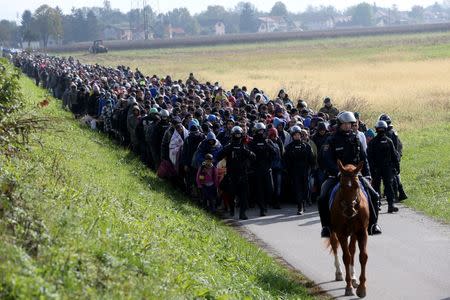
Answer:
[{"left": 339, "top": 173, "right": 361, "bottom": 219}]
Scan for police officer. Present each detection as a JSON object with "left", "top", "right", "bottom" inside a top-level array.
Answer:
[
  {"left": 284, "top": 126, "right": 315, "bottom": 215},
  {"left": 318, "top": 111, "right": 382, "bottom": 237},
  {"left": 367, "top": 121, "right": 400, "bottom": 213},
  {"left": 217, "top": 126, "right": 256, "bottom": 220},
  {"left": 248, "top": 122, "right": 276, "bottom": 216},
  {"left": 379, "top": 114, "right": 408, "bottom": 201}
]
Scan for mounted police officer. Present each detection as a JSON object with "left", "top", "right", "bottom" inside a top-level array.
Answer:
[
  {"left": 248, "top": 122, "right": 276, "bottom": 216},
  {"left": 284, "top": 125, "right": 315, "bottom": 215},
  {"left": 367, "top": 121, "right": 400, "bottom": 213},
  {"left": 318, "top": 111, "right": 382, "bottom": 238},
  {"left": 217, "top": 126, "right": 256, "bottom": 220},
  {"left": 379, "top": 114, "right": 408, "bottom": 202}
]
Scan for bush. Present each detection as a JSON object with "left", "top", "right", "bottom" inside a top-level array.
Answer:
[{"left": 0, "top": 58, "right": 48, "bottom": 154}]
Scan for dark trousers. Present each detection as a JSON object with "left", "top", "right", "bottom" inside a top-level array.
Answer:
[
  {"left": 318, "top": 176, "right": 379, "bottom": 229},
  {"left": 373, "top": 168, "right": 395, "bottom": 206},
  {"left": 292, "top": 174, "right": 308, "bottom": 211},
  {"left": 150, "top": 146, "right": 161, "bottom": 170},
  {"left": 271, "top": 169, "right": 282, "bottom": 206},
  {"left": 393, "top": 174, "right": 406, "bottom": 199},
  {"left": 254, "top": 170, "right": 274, "bottom": 213},
  {"left": 231, "top": 177, "right": 249, "bottom": 218},
  {"left": 201, "top": 185, "right": 217, "bottom": 212}
]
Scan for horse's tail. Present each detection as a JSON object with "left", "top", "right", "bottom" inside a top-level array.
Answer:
[{"left": 324, "top": 232, "right": 339, "bottom": 255}]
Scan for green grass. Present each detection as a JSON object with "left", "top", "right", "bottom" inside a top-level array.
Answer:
[
  {"left": 401, "top": 122, "right": 450, "bottom": 223},
  {"left": 0, "top": 76, "right": 315, "bottom": 298}
]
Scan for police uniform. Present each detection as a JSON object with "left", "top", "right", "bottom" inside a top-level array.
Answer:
[
  {"left": 248, "top": 134, "right": 276, "bottom": 216},
  {"left": 284, "top": 139, "right": 315, "bottom": 214},
  {"left": 386, "top": 127, "right": 407, "bottom": 201},
  {"left": 319, "top": 129, "right": 381, "bottom": 235},
  {"left": 367, "top": 131, "right": 400, "bottom": 212},
  {"left": 217, "top": 134, "right": 256, "bottom": 220}
]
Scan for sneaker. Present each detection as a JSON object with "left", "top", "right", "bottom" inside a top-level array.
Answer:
[{"left": 321, "top": 226, "right": 331, "bottom": 238}]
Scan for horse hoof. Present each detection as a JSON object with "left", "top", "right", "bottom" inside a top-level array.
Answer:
[
  {"left": 352, "top": 279, "right": 359, "bottom": 288},
  {"left": 356, "top": 286, "right": 366, "bottom": 298},
  {"left": 335, "top": 273, "right": 343, "bottom": 281},
  {"left": 345, "top": 287, "right": 355, "bottom": 296}
]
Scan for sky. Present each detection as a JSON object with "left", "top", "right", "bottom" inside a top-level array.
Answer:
[{"left": 0, "top": 0, "right": 444, "bottom": 22}]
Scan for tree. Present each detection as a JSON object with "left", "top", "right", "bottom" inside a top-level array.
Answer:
[
  {"left": 86, "top": 10, "right": 99, "bottom": 40},
  {"left": 71, "top": 9, "right": 86, "bottom": 42},
  {"left": 432, "top": 2, "right": 443, "bottom": 13},
  {"left": 351, "top": 2, "right": 373, "bottom": 27},
  {"left": 270, "top": 1, "right": 288, "bottom": 16},
  {"left": 0, "top": 20, "right": 18, "bottom": 46},
  {"left": 409, "top": 5, "right": 424, "bottom": 21},
  {"left": 33, "top": 5, "right": 63, "bottom": 48},
  {"left": 21, "top": 10, "right": 38, "bottom": 47},
  {"left": 239, "top": 2, "right": 258, "bottom": 33},
  {"left": 196, "top": 5, "right": 240, "bottom": 34},
  {"left": 166, "top": 8, "right": 199, "bottom": 35}
]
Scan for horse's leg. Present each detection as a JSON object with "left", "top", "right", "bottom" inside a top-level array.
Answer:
[
  {"left": 331, "top": 233, "right": 343, "bottom": 281},
  {"left": 349, "top": 234, "right": 359, "bottom": 288},
  {"left": 337, "top": 234, "right": 354, "bottom": 296},
  {"left": 356, "top": 232, "right": 368, "bottom": 298}
]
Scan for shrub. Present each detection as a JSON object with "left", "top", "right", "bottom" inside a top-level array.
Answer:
[{"left": 0, "top": 58, "right": 48, "bottom": 154}]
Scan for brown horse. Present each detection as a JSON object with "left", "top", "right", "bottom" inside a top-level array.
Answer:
[{"left": 327, "top": 160, "right": 369, "bottom": 298}]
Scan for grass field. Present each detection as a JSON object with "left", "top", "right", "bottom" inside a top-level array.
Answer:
[
  {"left": 67, "top": 31, "right": 450, "bottom": 221},
  {"left": 68, "top": 31, "right": 450, "bottom": 131},
  {"left": 0, "top": 76, "right": 315, "bottom": 298}
]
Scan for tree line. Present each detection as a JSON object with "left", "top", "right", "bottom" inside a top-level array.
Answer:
[{"left": 1, "top": 1, "right": 450, "bottom": 48}]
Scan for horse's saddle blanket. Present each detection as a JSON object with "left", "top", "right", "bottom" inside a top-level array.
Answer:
[{"left": 329, "top": 182, "right": 369, "bottom": 210}]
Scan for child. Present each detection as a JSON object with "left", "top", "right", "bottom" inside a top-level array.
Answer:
[{"left": 196, "top": 154, "right": 219, "bottom": 213}]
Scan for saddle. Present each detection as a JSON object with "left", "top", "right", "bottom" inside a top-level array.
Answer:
[{"left": 329, "top": 182, "right": 369, "bottom": 210}]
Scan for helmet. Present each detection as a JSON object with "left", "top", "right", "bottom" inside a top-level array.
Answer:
[
  {"left": 298, "top": 100, "right": 307, "bottom": 108},
  {"left": 290, "top": 125, "right": 302, "bottom": 134},
  {"left": 149, "top": 107, "right": 158, "bottom": 114},
  {"left": 160, "top": 109, "right": 169, "bottom": 118},
  {"left": 231, "top": 126, "right": 243, "bottom": 135},
  {"left": 337, "top": 111, "right": 357, "bottom": 124},
  {"left": 254, "top": 122, "right": 266, "bottom": 131},
  {"left": 375, "top": 120, "right": 388, "bottom": 130},
  {"left": 378, "top": 113, "right": 392, "bottom": 125}
]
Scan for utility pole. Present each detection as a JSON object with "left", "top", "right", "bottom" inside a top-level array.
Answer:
[{"left": 143, "top": 0, "right": 149, "bottom": 39}]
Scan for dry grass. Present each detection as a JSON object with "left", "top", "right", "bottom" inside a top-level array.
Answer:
[{"left": 70, "top": 32, "right": 450, "bottom": 131}]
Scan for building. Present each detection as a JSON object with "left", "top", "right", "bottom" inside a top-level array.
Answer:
[
  {"left": 257, "top": 16, "right": 288, "bottom": 33},
  {"left": 102, "top": 25, "right": 133, "bottom": 41},
  {"left": 214, "top": 21, "right": 226, "bottom": 36},
  {"left": 306, "top": 18, "right": 335, "bottom": 30},
  {"left": 166, "top": 25, "right": 186, "bottom": 39}
]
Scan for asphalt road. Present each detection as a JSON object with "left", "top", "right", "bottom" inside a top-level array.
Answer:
[{"left": 237, "top": 203, "right": 450, "bottom": 299}]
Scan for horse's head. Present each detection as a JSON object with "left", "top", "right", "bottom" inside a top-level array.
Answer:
[{"left": 337, "top": 160, "right": 364, "bottom": 218}]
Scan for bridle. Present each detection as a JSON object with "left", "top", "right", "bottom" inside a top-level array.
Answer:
[{"left": 339, "top": 172, "right": 361, "bottom": 219}]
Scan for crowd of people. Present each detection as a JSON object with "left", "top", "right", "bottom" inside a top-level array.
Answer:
[{"left": 10, "top": 52, "right": 408, "bottom": 236}]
